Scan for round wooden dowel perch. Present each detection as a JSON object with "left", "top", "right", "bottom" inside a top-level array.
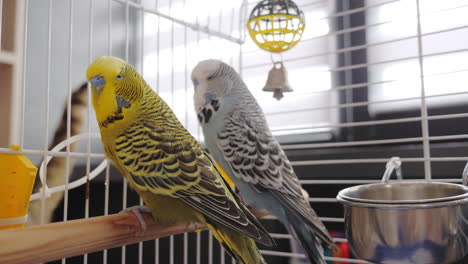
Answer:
[
  {"left": 0, "top": 209, "right": 270, "bottom": 264},
  {"left": 0, "top": 212, "right": 199, "bottom": 264}
]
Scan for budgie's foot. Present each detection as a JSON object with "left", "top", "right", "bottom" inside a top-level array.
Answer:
[{"left": 120, "top": 205, "right": 152, "bottom": 232}]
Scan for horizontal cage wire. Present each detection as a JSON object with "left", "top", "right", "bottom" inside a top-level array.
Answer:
[{"left": 1, "top": 0, "right": 468, "bottom": 263}]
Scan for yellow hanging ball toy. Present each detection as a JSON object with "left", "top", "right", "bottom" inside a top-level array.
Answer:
[{"left": 247, "top": 0, "right": 305, "bottom": 53}]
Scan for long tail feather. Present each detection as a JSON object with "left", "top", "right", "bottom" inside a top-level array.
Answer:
[
  {"left": 207, "top": 221, "right": 266, "bottom": 264},
  {"left": 287, "top": 214, "right": 328, "bottom": 264}
]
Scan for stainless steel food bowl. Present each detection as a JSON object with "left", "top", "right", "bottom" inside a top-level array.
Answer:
[{"left": 337, "top": 181, "right": 468, "bottom": 264}]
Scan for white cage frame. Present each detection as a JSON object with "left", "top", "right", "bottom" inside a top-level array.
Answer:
[{"left": 1, "top": 0, "right": 468, "bottom": 263}]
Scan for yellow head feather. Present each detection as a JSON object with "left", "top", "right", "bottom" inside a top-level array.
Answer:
[
  {"left": 86, "top": 56, "right": 126, "bottom": 82},
  {"left": 87, "top": 56, "right": 144, "bottom": 137}
]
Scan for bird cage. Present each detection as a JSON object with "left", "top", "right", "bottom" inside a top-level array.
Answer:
[{"left": 2, "top": 0, "right": 468, "bottom": 263}]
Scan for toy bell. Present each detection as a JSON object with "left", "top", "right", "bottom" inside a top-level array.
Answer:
[{"left": 263, "top": 62, "right": 292, "bottom": 100}]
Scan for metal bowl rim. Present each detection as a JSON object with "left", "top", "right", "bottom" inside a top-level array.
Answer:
[
  {"left": 337, "top": 194, "right": 468, "bottom": 209},
  {"left": 337, "top": 181, "right": 468, "bottom": 205}
]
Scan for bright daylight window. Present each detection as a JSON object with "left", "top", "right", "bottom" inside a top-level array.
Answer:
[
  {"left": 142, "top": 0, "right": 336, "bottom": 143},
  {"left": 367, "top": 0, "right": 468, "bottom": 115}
]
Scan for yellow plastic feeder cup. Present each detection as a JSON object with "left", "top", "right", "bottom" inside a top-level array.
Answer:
[{"left": 0, "top": 145, "right": 37, "bottom": 230}]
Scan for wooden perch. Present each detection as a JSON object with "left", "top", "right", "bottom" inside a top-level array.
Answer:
[{"left": 0, "top": 209, "right": 271, "bottom": 264}]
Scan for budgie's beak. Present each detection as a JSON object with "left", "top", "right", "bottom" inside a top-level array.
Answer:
[
  {"left": 90, "top": 76, "right": 105, "bottom": 90},
  {"left": 204, "top": 92, "right": 220, "bottom": 113},
  {"left": 204, "top": 93, "right": 217, "bottom": 104}
]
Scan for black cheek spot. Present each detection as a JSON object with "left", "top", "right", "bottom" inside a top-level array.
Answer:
[
  {"left": 201, "top": 108, "right": 208, "bottom": 123},
  {"left": 205, "top": 109, "right": 213, "bottom": 123},
  {"left": 197, "top": 114, "right": 203, "bottom": 123},
  {"left": 212, "top": 100, "right": 220, "bottom": 111}
]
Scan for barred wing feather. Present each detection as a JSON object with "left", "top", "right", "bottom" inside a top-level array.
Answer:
[
  {"left": 218, "top": 114, "right": 334, "bottom": 247},
  {"left": 114, "top": 120, "right": 273, "bottom": 246}
]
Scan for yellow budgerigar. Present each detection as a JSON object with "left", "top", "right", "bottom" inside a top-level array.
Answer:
[{"left": 87, "top": 56, "right": 273, "bottom": 264}]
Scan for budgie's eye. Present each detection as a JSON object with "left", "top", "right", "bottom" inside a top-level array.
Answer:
[
  {"left": 207, "top": 75, "right": 215, "bottom": 81},
  {"left": 116, "top": 75, "right": 123, "bottom": 80}
]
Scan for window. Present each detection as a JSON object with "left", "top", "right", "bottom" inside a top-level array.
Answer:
[
  {"left": 331, "top": 0, "right": 468, "bottom": 142},
  {"left": 141, "top": 0, "right": 337, "bottom": 143},
  {"left": 141, "top": 0, "right": 245, "bottom": 141},
  {"left": 367, "top": 0, "right": 468, "bottom": 115}
]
